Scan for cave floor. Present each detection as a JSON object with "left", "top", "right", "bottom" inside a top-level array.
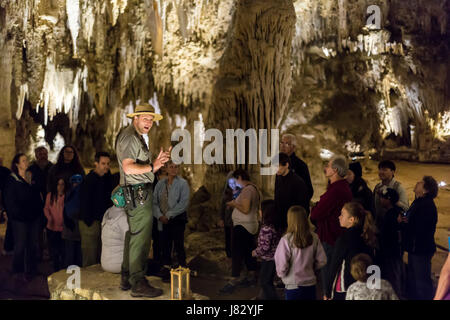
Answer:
[{"left": 0, "top": 160, "right": 449, "bottom": 300}]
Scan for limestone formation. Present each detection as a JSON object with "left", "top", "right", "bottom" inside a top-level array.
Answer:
[{"left": 0, "top": 0, "right": 449, "bottom": 211}]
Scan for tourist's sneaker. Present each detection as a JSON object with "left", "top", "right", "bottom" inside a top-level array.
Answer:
[
  {"left": 120, "top": 273, "right": 131, "bottom": 291},
  {"left": 130, "top": 279, "right": 163, "bottom": 298}
]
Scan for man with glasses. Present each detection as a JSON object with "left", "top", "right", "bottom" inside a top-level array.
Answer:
[{"left": 116, "top": 103, "right": 171, "bottom": 298}]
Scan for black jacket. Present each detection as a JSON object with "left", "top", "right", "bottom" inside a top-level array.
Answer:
[
  {"left": 379, "top": 205, "right": 403, "bottom": 259},
  {"left": 350, "top": 177, "right": 374, "bottom": 215},
  {"left": 3, "top": 173, "right": 43, "bottom": 222},
  {"left": 28, "top": 161, "right": 53, "bottom": 200},
  {"left": 0, "top": 166, "right": 11, "bottom": 210},
  {"left": 289, "top": 152, "right": 314, "bottom": 201},
  {"left": 403, "top": 195, "right": 437, "bottom": 255},
  {"left": 275, "top": 170, "right": 309, "bottom": 231},
  {"left": 325, "top": 226, "right": 373, "bottom": 297},
  {"left": 80, "top": 170, "right": 114, "bottom": 226}
]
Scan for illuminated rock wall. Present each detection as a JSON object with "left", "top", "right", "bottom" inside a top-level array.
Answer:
[{"left": 0, "top": 0, "right": 449, "bottom": 183}]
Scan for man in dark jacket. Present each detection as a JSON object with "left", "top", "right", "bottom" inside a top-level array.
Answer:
[
  {"left": 280, "top": 134, "right": 314, "bottom": 201},
  {"left": 310, "top": 155, "right": 352, "bottom": 292},
  {"left": 379, "top": 188, "right": 404, "bottom": 298},
  {"left": 402, "top": 176, "right": 439, "bottom": 300},
  {"left": 274, "top": 153, "right": 309, "bottom": 232},
  {"left": 79, "top": 152, "right": 114, "bottom": 267},
  {"left": 28, "top": 146, "right": 53, "bottom": 200},
  {"left": 28, "top": 146, "right": 53, "bottom": 261}
]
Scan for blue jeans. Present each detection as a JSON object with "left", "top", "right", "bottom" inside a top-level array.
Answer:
[
  {"left": 11, "top": 220, "right": 39, "bottom": 274},
  {"left": 285, "top": 285, "right": 316, "bottom": 300},
  {"left": 320, "top": 242, "right": 334, "bottom": 293},
  {"left": 407, "top": 253, "right": 434, "bottom": 300}
]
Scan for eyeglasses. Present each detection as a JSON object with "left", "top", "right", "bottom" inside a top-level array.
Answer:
[{"left": 64, "top": 150, "right": 74, "bottom": 154}]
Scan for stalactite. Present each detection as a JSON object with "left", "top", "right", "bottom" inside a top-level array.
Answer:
[
  {"left": 66, "top": 0, "right": 81, "bottom": 57},
  {"left": 16, "top": 83, "right": 29, "bottom": 120}
]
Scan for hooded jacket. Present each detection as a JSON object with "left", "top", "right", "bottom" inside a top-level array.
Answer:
[{"left": 4, "top": 172, "right": 43, "bottom": 222}]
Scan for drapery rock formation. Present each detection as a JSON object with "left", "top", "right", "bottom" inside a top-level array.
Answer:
[{"left": 1, "top": 0, "right": 449, "bottom": 197}]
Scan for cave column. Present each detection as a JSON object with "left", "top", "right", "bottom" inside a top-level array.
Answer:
[{"left": 0, "top": 36, "right": 17, "bottom": 166}]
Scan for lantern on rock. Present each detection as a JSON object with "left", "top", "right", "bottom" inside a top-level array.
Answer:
[{"left": 170, "top": 266, "right": 192, "bottom": 300}]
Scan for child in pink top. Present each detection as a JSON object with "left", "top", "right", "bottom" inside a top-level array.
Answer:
[
  {"left": 275, "top": 205, "right": 327, "bottom": 300},
  {"left": 44, "top": 178, "right": 65, "bottom": 271},
  {"left": 252, "top": 200, "right": 282, "bottom": 300}
]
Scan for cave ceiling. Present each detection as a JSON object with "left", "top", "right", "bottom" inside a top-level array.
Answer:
[{"left": 0, "top": 0, "right": 449, "bottom": 192}]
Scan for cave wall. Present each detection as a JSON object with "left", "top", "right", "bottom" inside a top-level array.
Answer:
[{"left": 0, "top": 0, "right": 449, "bottom": 195}]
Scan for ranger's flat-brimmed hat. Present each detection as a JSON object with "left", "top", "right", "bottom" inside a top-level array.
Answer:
[{"left": 126, "top": 103, "right": 163, "bottom": 121}]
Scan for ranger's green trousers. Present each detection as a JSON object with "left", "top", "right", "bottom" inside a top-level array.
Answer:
[{"left": 121, "top": 188, "right": 153, "bottom": 286}]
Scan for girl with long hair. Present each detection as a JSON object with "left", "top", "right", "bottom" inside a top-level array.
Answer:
[
  {"left": 274, "top": 205, "right": 327, "bottom": 300},
  {"left": 324, "top": 201, "right": 378, "bottom": 300}
]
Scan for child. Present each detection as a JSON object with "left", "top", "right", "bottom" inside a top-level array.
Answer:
[
  {"left": 44, "top": 178, "right": 66, "bottom": 272},
  {"left": 346, "top": 253, "right": 398, "bottom": 300},
  {"left": 274, "top": 205, "right": 327, "bottom": 300},
  {"left": 324, "top": 202, "right": 378, "bottom": 300},
  {"left": 252, "top": 200, "right": 281, "bottom": 300}
]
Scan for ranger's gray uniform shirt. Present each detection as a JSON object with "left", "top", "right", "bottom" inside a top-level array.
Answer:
[{"left": 116, "top": 124, "right": 155, "bottom": 185}]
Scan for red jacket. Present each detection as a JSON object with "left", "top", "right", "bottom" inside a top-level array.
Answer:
[{"left": 310, "top": 179, "right": 352, "bottom": 245}]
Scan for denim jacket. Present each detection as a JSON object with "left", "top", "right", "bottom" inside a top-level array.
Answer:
[{"left": 153, "top": 176, "right": 190, "bottom": 231}]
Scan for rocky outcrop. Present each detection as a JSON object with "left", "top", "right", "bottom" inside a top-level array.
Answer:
[
  {"left": 48, "top": 264, "right": 208, "bottom": 300},
  {"left": 0, "top": 0, "right": 448, "bottom": 198}
]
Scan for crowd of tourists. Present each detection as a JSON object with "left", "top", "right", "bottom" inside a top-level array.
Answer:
[
  {"left": 0, "top": 122, "right": 448, "bottom": 300},
  {"left": 0, "top": 145, "right": 189, "bottom": 291},
  {"left": 218, "top": 133, "right": 448, "bottom": 300}
]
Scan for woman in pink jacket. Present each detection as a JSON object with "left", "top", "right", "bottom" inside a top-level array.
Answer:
[{"left": 44, "top": 178, "right": 65, "bottom": 272}]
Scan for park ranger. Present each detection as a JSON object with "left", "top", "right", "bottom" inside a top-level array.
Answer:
[{"left": 116, "top": 103, "right": 171, "bottom": 297}]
